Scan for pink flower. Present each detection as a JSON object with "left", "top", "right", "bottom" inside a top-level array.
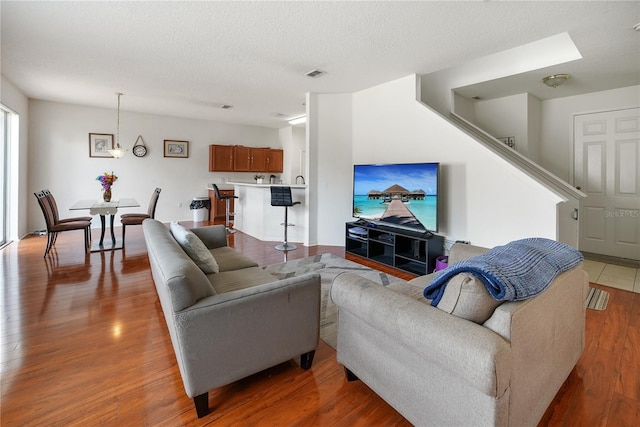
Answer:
[{"left": 96, "top": 171, "right": 118, "bottom": 191}]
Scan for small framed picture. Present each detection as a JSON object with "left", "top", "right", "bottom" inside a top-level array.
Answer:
[
  {"left": 89, "top": 133, "right": 114, "bottom": 158},
  {"left": 164, "top": 140, "right": 189, "bottom": 158},
  {"left": 498, "top": 136, "right": 516, "bottom": 149}
]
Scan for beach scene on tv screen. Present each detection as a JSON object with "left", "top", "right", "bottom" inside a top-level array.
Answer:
[{"left": 353, "top": 163, "right": 438, "bottom": 231}]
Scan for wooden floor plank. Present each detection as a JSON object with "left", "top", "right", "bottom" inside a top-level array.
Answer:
[
  {"left": 607, "top": 393, "right": 640, "bottom": 427},
  {"left": 616, "top": 325, "right": 640, "bottom": 401}
]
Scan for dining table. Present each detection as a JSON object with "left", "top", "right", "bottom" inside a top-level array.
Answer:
[{"left": 70, "top": 198, "right": 140, "bottom": 251}]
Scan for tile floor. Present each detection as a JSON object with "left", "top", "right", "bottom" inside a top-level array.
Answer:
[{"left": 582, "top": 256, "right": 640, "bottom": 294}]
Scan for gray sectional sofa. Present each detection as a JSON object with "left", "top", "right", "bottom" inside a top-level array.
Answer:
[
  {"left": 331, "top": 242, "right": 588, "bottom": 427},
  {"left": 142, "top": 219, "right": 321, "bottom": 418}
]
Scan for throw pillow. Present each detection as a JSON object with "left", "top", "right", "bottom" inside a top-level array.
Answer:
[
  {"left": 436, "top": 273, "right": 502, "bottom": 324},
  {"left": 170, "top": 222, "right": 220, "bottom": 274}
]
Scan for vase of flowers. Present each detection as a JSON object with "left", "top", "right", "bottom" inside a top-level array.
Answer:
[
  {"left": 96, "top": 171, "right": 118, "bottom": 202},
  {"left": 254, "top": 174, "right": 265, "bottom": 184}
]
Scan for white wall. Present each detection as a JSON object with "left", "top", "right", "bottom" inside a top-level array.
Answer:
[
  {"left": 307, "top": 93, "right": 353, "bottom": 246},
  {"left": 292, "top": 126, "right": 306, "bottom": 181},
  {"left": 466, "top": 93, "right": 542, "bottom": 162},
  {"left": 348, "top": 75, "right": 562, "bottom": 248},
  {"left": 539, "top": 85, "right": 640, "bottom": 182},
  {"left": 453, "top": 92, "right": 475, "bottom": 123},
  {"left": 1, "top": 76, "right": 30, "bottom": 239},
  {"left": 527, "top": 94, "right": 541, "bottom": 163},
  {"left": 27, "top": 100, "right": 280, "bottom": 232},
  {"left": 473, "top": 94, "right": 530, "bottom": 157},
  {"left": 277, "top": 125, "right": 305, "bottom": 185},
  {"left": 278, "top": 126, "right": 293, "bottom": 182}
]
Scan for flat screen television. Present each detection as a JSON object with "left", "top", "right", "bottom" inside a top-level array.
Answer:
[{"left": 352, "top": 162, "right": 439, "bottom": 232}]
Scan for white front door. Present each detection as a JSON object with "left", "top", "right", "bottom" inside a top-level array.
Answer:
[{"left": 574, "top": 107, "right": 640, "bottom": 260}]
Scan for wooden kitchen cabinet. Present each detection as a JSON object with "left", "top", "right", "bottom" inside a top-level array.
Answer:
[
  {"left": 249, "top": 147, "right": 268, "bottom": 172},
  {"left": 209, "top": 145, "right": 234, "bottom": 172},
  {"left": 265, "top": 149, "right": 283, "bottom": 173},
  {"left": 233, "top": 147, "right": 268, "bottom": 172},
  {"left": 233, "top": 146, "right": 252, "bottom": 171},
  {"left": 209, "top": 145, "right": 283, "bottom": 173}
]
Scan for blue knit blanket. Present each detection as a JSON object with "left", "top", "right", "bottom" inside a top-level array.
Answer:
[{"left": 423, "top": 238, "right": 583, "bottom": 305}]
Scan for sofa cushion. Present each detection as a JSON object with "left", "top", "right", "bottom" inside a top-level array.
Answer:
[
  {"left": 435, "top": 273, "right": 502, "bottom": 324},
  {"left": 394, "top": 273, "right": 500, "bottom": 322},
  {"left": 207, "top": 267, "right": 278, "bottom": 294},
  {"left": 170, "top": 222, "right": 220, "bottom": 274},
  {"left": 210, "top": 246, "right": 259, "bottom": 272}
]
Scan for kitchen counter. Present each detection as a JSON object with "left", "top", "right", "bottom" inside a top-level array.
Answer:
[
  {"left": 206, "top": 184, "right": 234, "bottom": 191},
  {"left": 227, "top": 181, "right": 307, "bottom": 189},
  {"left": 228, "top": 182, "right": 307, "bottom": 243}
]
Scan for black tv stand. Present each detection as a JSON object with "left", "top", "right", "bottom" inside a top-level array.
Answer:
[
  {"left": 420, "top": 229, "right": 435, "bottom": 239},
  {"left": 345, "top": 221, "right": 444, "bottom": 276}
]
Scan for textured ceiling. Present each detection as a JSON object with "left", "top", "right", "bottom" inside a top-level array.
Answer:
[{"left": 2, "top": 1, "right": 638, "bottom": 128}]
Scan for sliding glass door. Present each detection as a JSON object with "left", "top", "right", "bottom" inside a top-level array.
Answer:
[{"left": 0, "top": 107, "right": 8, "bottom": 246}]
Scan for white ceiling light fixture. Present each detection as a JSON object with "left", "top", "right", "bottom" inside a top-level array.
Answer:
[
  {"left": 542, "top": 73, "right": 571, "bottom": 88},
  {"left": 288, "top": 115, "right": 307, "bottom": 125},
  {"left": 108, "top": 92, "right": 127, "bottom": 159}
]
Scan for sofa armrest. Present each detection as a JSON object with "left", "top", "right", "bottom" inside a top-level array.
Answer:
[
  {"left": 190, "top": 225, "right": 228, "bottom": 249},
  {"left": 448, "top": 242, "right": 489, "bottom": 264},
  {"left": 331, "top": 272, "right": 511, "bottom": 397},
  {"left": 482, "top": 266, "right": 587, "bottom": 425},
  {"left": 171, "top": 273, "right": 321, "bottom": 397}
]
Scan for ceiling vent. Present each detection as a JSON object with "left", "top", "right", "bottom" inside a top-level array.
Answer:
[{"left": 305, "top": 69, "right": 325, "bottom": 78}]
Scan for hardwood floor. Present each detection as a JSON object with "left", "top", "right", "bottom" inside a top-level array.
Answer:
[{"left": 1, "top": 223, "right": 639, "bottom": 426}]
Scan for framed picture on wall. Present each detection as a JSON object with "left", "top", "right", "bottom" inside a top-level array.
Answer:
[
  {"left": 498, "top": 136, "right": 516, "bottom": 149},
  {"left": 164, "top": 140, "right": 189, "bottom": 158},
  {"left": 89, "top": 133, "right": 114, "bottom": 158}
]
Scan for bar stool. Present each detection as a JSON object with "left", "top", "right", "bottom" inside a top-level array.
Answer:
[
  {"left": 212, "top": 184, "right": 238, "bottom": 234},
  {"left": 270, "top": 186, "right": 300, "bottom": 251}
]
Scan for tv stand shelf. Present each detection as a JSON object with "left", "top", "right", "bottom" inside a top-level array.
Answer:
[{"left": 346, "top": 221, "right": 444, "bottom": 276}]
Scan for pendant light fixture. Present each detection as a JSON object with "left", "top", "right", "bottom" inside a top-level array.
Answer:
[{"left": 108, "top": 92, "right": 127, "bottom": 159}]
